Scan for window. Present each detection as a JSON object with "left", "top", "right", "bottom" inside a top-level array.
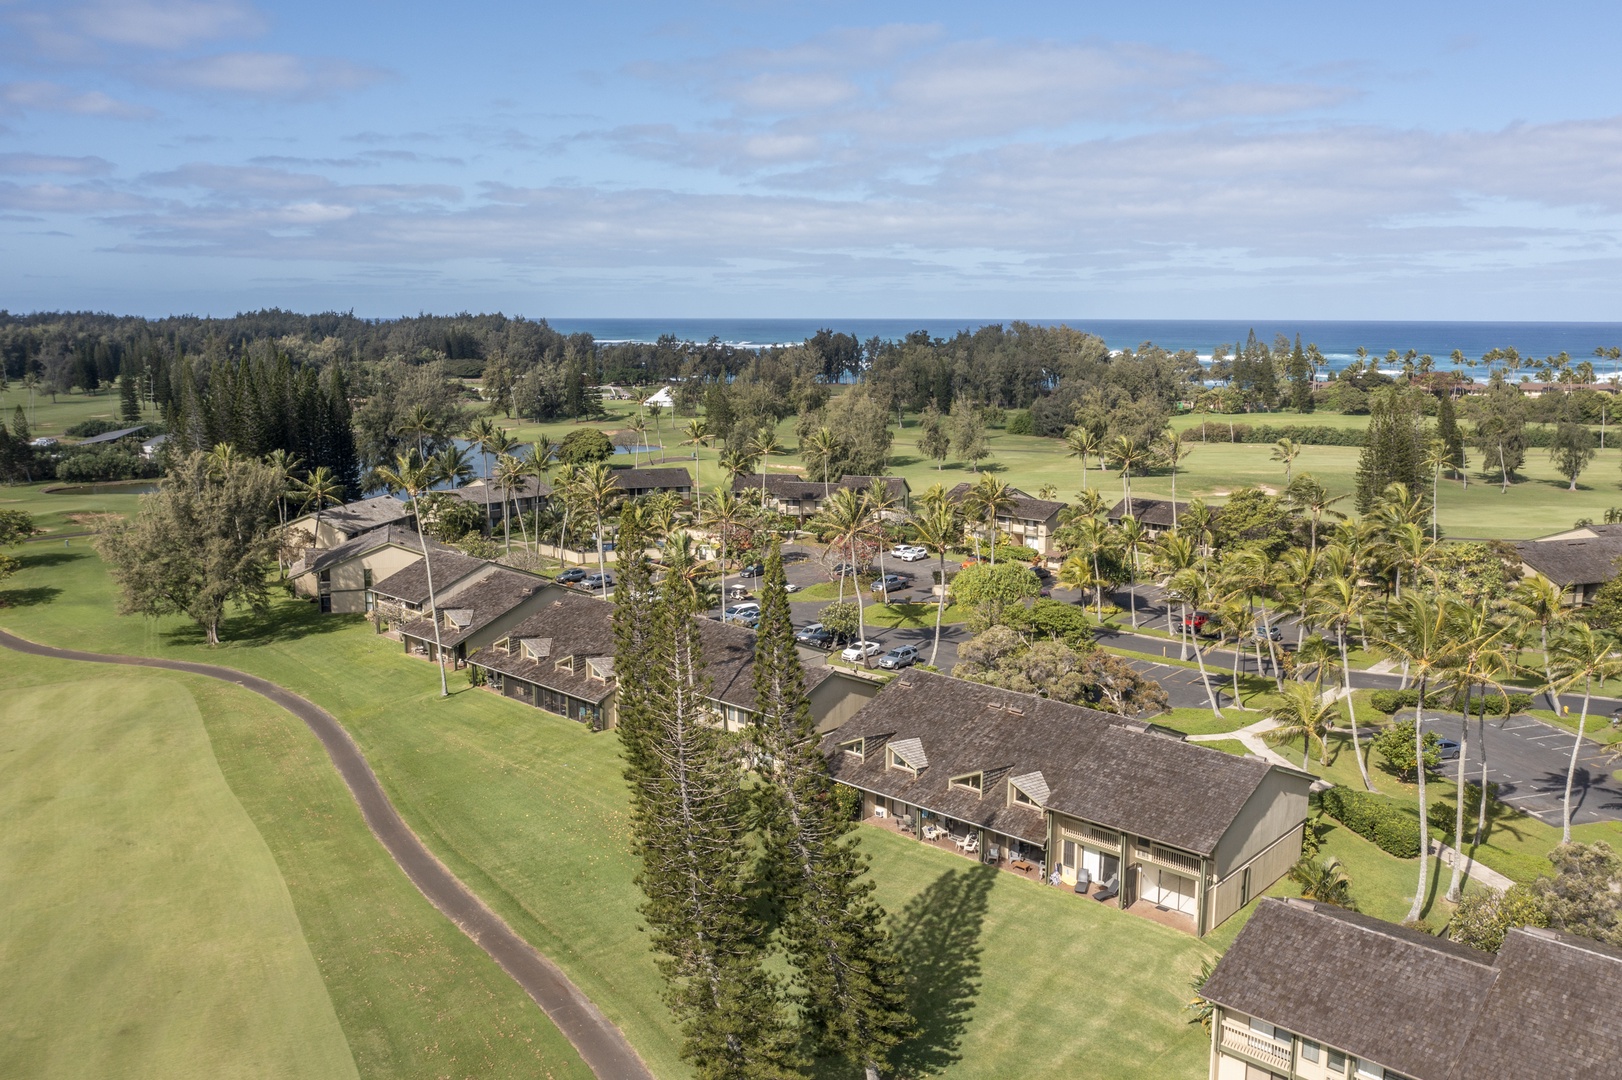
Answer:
[
  {"left": 1240, "top": 866, "right": 1253, "bottom": 906},
  {"left": 318, "top": 570, "right": 331, "bottom": 585},
  {"left": 1300, "top": 1040, "right": 1320, "bottom": 1063},
  {"left": 1010, "top": 785, "right": 1038, "bottom": 807},
  {"left": 1328, "top": 1049, "right": 1347, "bottom": 1072},
  {"left": 950, "top": 772, "right": 983, "bottom": 794},
  {"left": 837, "top": 737, "right": 865, "bottom": 759},
  {"left": 886, "top": 748, "right": 916, "bottom": 774},
  {"left": 1353, "top": 1060, "right": 1382, "bottom": 1080},
  {"left": 363, "top": 568, "right": 373, "bottom": 588}
]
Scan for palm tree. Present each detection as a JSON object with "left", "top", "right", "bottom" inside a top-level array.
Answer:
[
  {"left": 1107, "top": 434, "right": 1150, "bottom": 518},
  {"left": 482, "top": 428, "right": 520, "bottom": 538},
  {"left": 864, "top": 478, "right": 901, "bottom": 603},
  {"left": 1509, "top": 574, "right": 1567, "bottom": 715},
  {"left": 1306, "top": 574, "right": 1376, "bottom": 792},
  {"left": 1265, "top": 682, "right": 1336, "bottom": 767},
  {"left": 813, "top": 486, "right": 876, "bottom": 665},
  {"left": 626, "top": 416, "right": 649, "bottom": 466},
  {"left": 746, "top": 426, "right": 782, "bottom": 501},
  {"left": 1270, "top": 438, "right": 1301, "bottom": 487},
  {"left": 576, "top": 462, "right": 622, "bottom": 599},
  {"left": 1288, "top": 856, "right": 1354, "bottom": 908},
  {"left": 1274, "top": 547, "right": 1319, "bottom": 650},
  {"left": 492, "top": 453, "right": 531, "bottom": 554},
  {"left": 263, "top": 449, "right": 304, "bottom": 530},
  {"left": 1115, "top": 515, "right": 1147, "bottom": 630},
  {"left": 551, "top": 462, "right": 580, "bottom": 560},
  {"left": 400, "top": 403, "right": 440, "bottom": 461},
  {"left": 1371, "top": 592, "right": 1463, "bottom": 922},
  {"left": 679, "top": 418, "right": 711, "bottom": 504},
  {"left": 1064, "top": 515, "right": 1115, "bottom": 619},
  {"left": 1283, "top": 474, "right": 1347, "bottom": 553},
  {"left": 1064, "top": 426, "right": 1100, "bottom": 493},
  {"left": 718, "top": 446, "right": 759, "bottom": 496},
  {"left": 529, "top": 433, "right": 556, "bottom": 539},
  {"left": 291, "top": 465, "right": 344, "bottom": 547},
  {"left": 1437, "top": 602, "right": 1516, "bottom": 898},
  {"left": 1156, "top": 430, "right": 1193, "bottom": 525},
  {"left": 702, "top": 487, "right": 750, "bottom": 619},
  {"left": 802, "top": 425, "right": 840, "bottom": 496},
  {"left": 909, "top": 491, "right": 961, "bottom": 666},
  {"left": 433, "top": 442, "right": 475, "bottom": 490},
  {"left": 1549, "top": 623, "right": 1622, "bottom": 842},
  {"left": 469, "top": 416, "right": 503, "bottom": 533},
  {"left": 965, "top": 473, "right": 1016, "bottom": 566},
  {"left": 374, "top": 451, "right": 449, "bottom": 697},
  {"left": 1422, "top": 437, "right": 1449, "bottom": 541},
  {"left": 1166, "top": 565, "right": 1225, "bottom": 719},
  {"left": 1150, "top": 530, "right": 1200, "bottom": 659}
]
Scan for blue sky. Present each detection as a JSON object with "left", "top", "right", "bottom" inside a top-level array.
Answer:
[{"left": 3, "top": 0, "right": 1621, "bottom": 320}]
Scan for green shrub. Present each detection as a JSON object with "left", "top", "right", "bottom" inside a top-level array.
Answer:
[
  {"left": 1005, "top": 410, "right": 1034, "bottom": 436},
  {"left": 1370, "top": 688, "right": 1532, "bottom": 715},
  {"left": 64, "top": 417, "right": 131, "bottom": 438},
  {"left": 1317, "top": 786, "right": 1422, "bottom": 859}
]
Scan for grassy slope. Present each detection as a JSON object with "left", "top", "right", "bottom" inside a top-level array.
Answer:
[
  {"left": 0, "top": 672, "right": 357, "bottom": 1080},
  {"left": 0, "top": 520, "right": 1212, "bottom": 1080}
]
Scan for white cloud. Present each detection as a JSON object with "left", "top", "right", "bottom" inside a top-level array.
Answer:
[
  {"left": 0, "top": 81, "right": 155, "bottom": 118},
  {"left": 70, "top": 0, "right": 265, "bottom": 49},
  {"left": 0, "top": 153, "right": 115, "bottom": 176},
  {"left": 153, "top": 52, "right": 390, "bottom": 99}
]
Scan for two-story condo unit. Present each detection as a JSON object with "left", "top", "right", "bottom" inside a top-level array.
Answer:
[
  {"left": 1201, "top": 897, "right": 1622, "bottom": 1080},
  {"left": 287, "top": 495, "right": 413, "bottom": 550},
  {"left": 946, "top": 484, "right": 1067, "bottom": 559},
  {"left": 731, "top": 474, "right": 911, "bottom": 519},
  {"left": 608, "top": 467, "right": 693, "bottom": 499},
  {"left": 288, "top": 525, "right": 442, "bottom": 614},
  {"left": 394, "top": 568, "right": 559, "bottom": 665},
  {"left": 464, "top": 591, "right": 879, "bottom": 732},
  {"left": 822, "top": 671, "right": 1313, "bottom": 935},
  {"left": 437, "top": 476, "right": 551, "bottom": 534},
  {"left": 369, "top": 549, "right": 495, "bottom": 620}
]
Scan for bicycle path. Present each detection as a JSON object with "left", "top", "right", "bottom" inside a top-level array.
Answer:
[{"left": 0, "top": 629, "right": 655, "bottom": 1080}]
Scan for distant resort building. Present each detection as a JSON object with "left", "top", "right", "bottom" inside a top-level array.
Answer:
[{"left": 1516, "top": 523, "right": 1622, "bottom": 606}]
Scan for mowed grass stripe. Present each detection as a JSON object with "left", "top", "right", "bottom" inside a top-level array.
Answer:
[{"left": 0, "top": 675, "right": 358, "bottom": 1080}]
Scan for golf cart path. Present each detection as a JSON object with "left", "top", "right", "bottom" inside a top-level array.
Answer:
[{"left": 0, "top": 629, "right": 654, "bottom": 1080}]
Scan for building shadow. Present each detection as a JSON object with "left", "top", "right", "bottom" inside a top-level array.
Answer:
[{"left": 884, "top": 863, "right": 997, "bottom": 1078}]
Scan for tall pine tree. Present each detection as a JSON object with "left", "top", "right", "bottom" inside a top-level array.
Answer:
[
  {"left": 1435, "top": 391, "right": 1467, "bottom": 484},
  {"left": 1354, "top": 386, "right": 1427, "bottom": 512},
  {"left": 750, "top": 543, "right": 913, "bottom": 1080},
  {"left": 627, "top": 551, "right": 799, "bottom": 1080}
]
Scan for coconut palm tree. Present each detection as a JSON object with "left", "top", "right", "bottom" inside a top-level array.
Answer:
[
  {"left": 1371, "top": 591, "right": 1464, "bottom": 922},
  {"left": 864, "top": 477, "right": 901, "bottom": 602},
  {"left": 1115, "top": 515, "right": 1147, "bottom": 630},
  {"left": 492, "top": 453, "right": 532, "bottom": 554},
  {"left": 1509, "top": 574, "right": 1567, "bottom": 715},
  {"left": 1155, "top": 429, "right": 1193, "bottom": 525},
  {"left": 1306, "top": 574, "right": 1376, "bottom": 791},
  {"left": 626, "top": 416, "right": 649, "bottom": 466},
  {"left": 576, "top": 461, "right": 621, "bottom": 599},
  {"left": 746, "top": 426, "right": 782, "bottom": 501},
  {"left": 701, "top": 487, "right": 750, "bottom": 619},
  {"left": 908, "top": 489, "right": 961, "bottom": 667},
  {"left": 1422, "top": 437, "right": 1449, "bottom": 541},
  {"left": 1270, "top": 438, "right": 1301, "bottom": 487},
  {"left": 679, "top": 418, "right": 711, "bottom": 504},
  {"left": 1283, "top": 474, "right": 1347, "bottom": 553},
  {"left": 1107, "top": 434, "right": 1151, "bottom": 518},
  {"left": 1549, "top": 623, "right": 1622, "bottom": 843},
  {"left": 802, "top": 425, "right": 840, "bottom": 497},
  {"left": 400, "top": 404, "right": 440, "bottom": 461},
  {"left": 1166, "top": 564, "right": 1225, "bottom": 718},
  {"left": 718, "top": 446, "right": 759, "bottom": 496},
  {"left": 965, "top": 473, "right": 1016, "bottom": 566},
  {"left": 468, "top": 417, "right": 504, "bottom": 532},
  {"left": 1265, "top": 681, "right": 1336, "bottom": 767},
  {"left": 291, "top": 465, "right": 344, "bottom": 547},
  {"left": 1064, "top": 426, "right": 1100, "bottom": 493},
  {"left": 433, "top": 442, "right": 475, "bottom": 490},
  {"left": 1289, "top": 856, "right": 1354, "bottom": 908},
  {"left": 551, "top": 462, "right": 580, "bottom": 560},
  {"left": 812, "top": 486, "right": 877, "bottom": 665},
  {"left": 374, "top": 450, "right": 449, "bottom": 697},
  {"left": 1437, "top": 602, "right": 1516, "bottom": 897},
  {"left": 481, "top": 428, "right": 519, "bottom": 538},
  {"left": 263, "top": 449, "right": 304, "bottom": 530},
  {"left": 1063, "top": 515, "right": 1115, "bottom": 619},
  {"left": 1274, "top": 546, "right": 1319, "bottom": 650}
]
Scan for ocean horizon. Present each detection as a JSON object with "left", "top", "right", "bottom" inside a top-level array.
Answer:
[{"left": 547, "top": 317, "right": 1622, "bottom": 374}]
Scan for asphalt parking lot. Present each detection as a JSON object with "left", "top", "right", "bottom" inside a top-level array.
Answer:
[{"left": 1419, "top": 713, "right": 1622, "bottom": 827}]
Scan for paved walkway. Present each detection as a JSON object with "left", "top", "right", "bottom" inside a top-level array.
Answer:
[{"left": 0, "top": 629, "right": 653, "bottom": 1080}]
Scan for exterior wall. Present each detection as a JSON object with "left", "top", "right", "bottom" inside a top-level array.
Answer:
[
  {"left": 1213, "top": 770, "right": 1312, "bottom": 880},
  {"left": 452, "top": 587, "right": 566, "bottom": 660},
  {"left": 1206, "top": 823, "right": 1306, "bottom": 931},
  {"left": 809, "top": 672, "right": 881, "bottom": 733},
  {"left": 313, "top": 545, "right": 423, "bottom": 614}
]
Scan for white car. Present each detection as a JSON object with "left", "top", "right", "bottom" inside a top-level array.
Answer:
[
  {"left": 891, "top": 545, "right": 929, "bottom": 561},
  {"left": 840, "top": 640, "right": 883, "bottom": 661}
]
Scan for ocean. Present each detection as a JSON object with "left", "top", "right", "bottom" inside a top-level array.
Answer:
[{"left": 547, "top": 318, "right": 1622, "bottom": 376}]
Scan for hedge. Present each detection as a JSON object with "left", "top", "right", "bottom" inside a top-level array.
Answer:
[
  {"left": 1369, "top": 689, "right": 1532, "bottom": 715},
  {"left": 1182, "top": 421, "right": 1365, "bottom": 447},
  {"left": 1317, "top": 786, "right": 1422, "bottom": 859}
]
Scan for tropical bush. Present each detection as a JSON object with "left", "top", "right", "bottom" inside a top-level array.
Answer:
[{"left": 1317, "top": 786, "right": 1422, "bottom": 859}]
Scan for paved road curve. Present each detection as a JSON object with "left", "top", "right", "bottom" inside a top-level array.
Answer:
[{"left": 0, "top": 629, "right": 655, "bottom": 1080}]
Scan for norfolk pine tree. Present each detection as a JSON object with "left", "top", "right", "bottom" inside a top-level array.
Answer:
[
  {"left": 748, "top": 543, "right": 913, "bottom": 1080},
  {"left": 632, "top": 564, "right": 799, "bottom": 1080}
]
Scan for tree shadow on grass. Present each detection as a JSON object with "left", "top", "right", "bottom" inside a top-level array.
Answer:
[
  {"left": 885, "top": 863, "right": 997, "bottom": 1079},
  {"left": 15, "top": 550, "right": 87, "bottom": 570},
  {"left": 0, "top": 586, "right": 62, "bottom": 608},
  {"left": 163, "top": 601, "right": 356, "bottom": 649}
]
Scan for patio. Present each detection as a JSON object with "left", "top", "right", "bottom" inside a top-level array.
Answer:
[{"left": 860, "top": 808, "right": 1044, "bottom": 883}]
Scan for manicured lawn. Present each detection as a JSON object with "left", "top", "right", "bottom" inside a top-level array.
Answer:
[
  {"left": 1198, "top": 738, "right": 1253, "bottom": 757},
  {"left": 0, "top": 384, "right": 150, "bottom": 441},
  {"left": 0, "top": 656, "right": 594, "bottom": 1080},
  {"left": 0, "top": 515, "right": 1217, "bottom": 1079},
  {"left": 0, "top": 672, "right": 356, "bottom": 1080}
]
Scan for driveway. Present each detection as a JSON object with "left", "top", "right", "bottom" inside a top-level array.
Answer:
[{"left": 1419, "top": 713, "right": 1622, "bottom": 827}]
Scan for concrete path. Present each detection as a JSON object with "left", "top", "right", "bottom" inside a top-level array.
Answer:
[{"left": 0, "top": 629, "right": 654, "bottom": 1080}]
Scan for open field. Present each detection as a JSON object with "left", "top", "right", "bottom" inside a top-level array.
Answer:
[
  {"left": 0, "top": 653, "right": 595, "bottom": 1080},
  {"left": 0, "top": 504, "right": 1221, "bottom": 1080},
  {"left": 0, "top": 384, "right": 158, "bottom": 440}
]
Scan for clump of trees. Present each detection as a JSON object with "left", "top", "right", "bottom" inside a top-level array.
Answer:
[{"left": 1449, "top": 841, "right": 1622, "bottom": 952}]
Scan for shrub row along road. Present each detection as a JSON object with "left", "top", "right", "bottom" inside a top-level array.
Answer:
[{"left": 0, "top": 629, "right": 655, "bottom": 1080}]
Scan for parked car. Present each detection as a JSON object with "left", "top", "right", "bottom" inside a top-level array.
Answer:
[
  {"left": 891, "top": 545, "right": 928, "bottom": 561},
  {"left": 877, "top": 645, "right": 919, "bottom": 670},
  {"left": 1252, "top": 623, "right": 1284, "bottom": 643},
  {"left": 582, "top": 572, "right": 615, "bottom": 589},
  {"left": 795, "top": 622, "right": 827, "bottom": 643},
  {"left": 723, "top": 602, "right": 761, "bottom": 624},
  {"left": 831, "top": 562, "right": 857, "bottom": 576},
  {"left": 784, "top": 582, "right": 802, "bottom": 594},
  {"left": 798, "top": 626, "right": 837, "bottom": 647},
  {"left": 870, "top": 574, "right": 907, "bottom": 592},
  {"left": 556, "top": 567, "right": 588, "bottom": 584},
  {"left": 1180, "top": 610, "right": 1214, "bottom": 634},
  {"left": 840, "top": 640, "right": 883, "bottom": 662},
  {"left": 740, "top": 563, "right": 764, "bottom": 578},
  {"left": 1431, "top": 736, "right": 1461, "bottom": 763}
]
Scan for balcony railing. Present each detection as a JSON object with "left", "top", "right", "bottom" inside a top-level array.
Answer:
[{"left": 1219, "top": 1017, "right": 1292, "bottom": 1072}]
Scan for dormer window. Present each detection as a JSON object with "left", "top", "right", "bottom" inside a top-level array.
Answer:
[
  {"left": 837, "top": 737, "right": 865, "bottom": 760},
  {"left": 886, "top": 747, "right": 916, "bottom": 775},
  {"left": 1011, "top": 786, "right": 1039, "bottom": 807},
  {"left": 950, "top": 772, "right": 983, "bottom": 794},
  {"left": 1008, "top": 771, "right": 1049, "bottom": 809},
  {"left": 555, "top": 655, "right": 576, "bottom": 673}
]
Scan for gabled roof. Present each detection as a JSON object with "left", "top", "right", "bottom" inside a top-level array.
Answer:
[
  {"left": 609, "top": 467, "right": 692, "bottom": 491},
  {"left": 370, "top": 549, "right": 491, "bottom": 606},
  {"left": 821, "top": 670, "right": 1289, "bottom": 853},
  {"left": 1107, "top": 498, "right": 1200, "bottom": 528},
  {"left": 288, "top": 524, "right": 442, "bottom": 580},
  {"left": 1009, "top": 771, "right": 1050, "bottom": 806},
  {"left": 945, "top": 483, "right": 1065, "bottom": 523},
  {"left": 439, "top": 477, "right": 551, "bottom": 504},
  {"left": 396, "top": 568, "right": 550, "bottom": 647},
  {"left": 295, "top": 495, "right": 412, "bottom": 537},
  {"left": 1516, "top": 529, "right": 1622, "bottom": 587},
  {"left": 731, "top": 473, "right": 908, "bottom": 504},
  {"left": 1204, "top": 898, "right": 1622, "bottom": 1080}
]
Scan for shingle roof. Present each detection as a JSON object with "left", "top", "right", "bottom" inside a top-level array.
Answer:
[
  {"left": 821, "top": 670, "right": 1282, "bottom": 853},
  {"left": 465, "top": 592, "right": 834, "bottom": 711},
  {"left": 1107, "top": 497, "right": 1197, "bottom": 528},
  {"left": 289, "top": 524, "right": 443, "bottom": 579},
  {"left": 609, "top": 467, "right": 692, "bottom": 491},
  {"left": 396, "top": 568, "right": 551, "bottom": 647},
  {"left": 304, "top": 495, "right": 412, "bottom": 537},
  {"left": 731, "top": 473, "right": 909, "bottom": 504},
  {"left": 945, "top": 484, "right": 1065, "bottom": 523},
  {"left": 439, "top": 477, "right": 551, "bottom": 504},
  {"left": 1203, "top": 899, "right": 1622, "bottom": 1080},
  {"left": 1517, "top": 532, "right": 1622, "bottom": 587},
  {"left": 370, "top": 549, "right": 490, "bottom": 606}
]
